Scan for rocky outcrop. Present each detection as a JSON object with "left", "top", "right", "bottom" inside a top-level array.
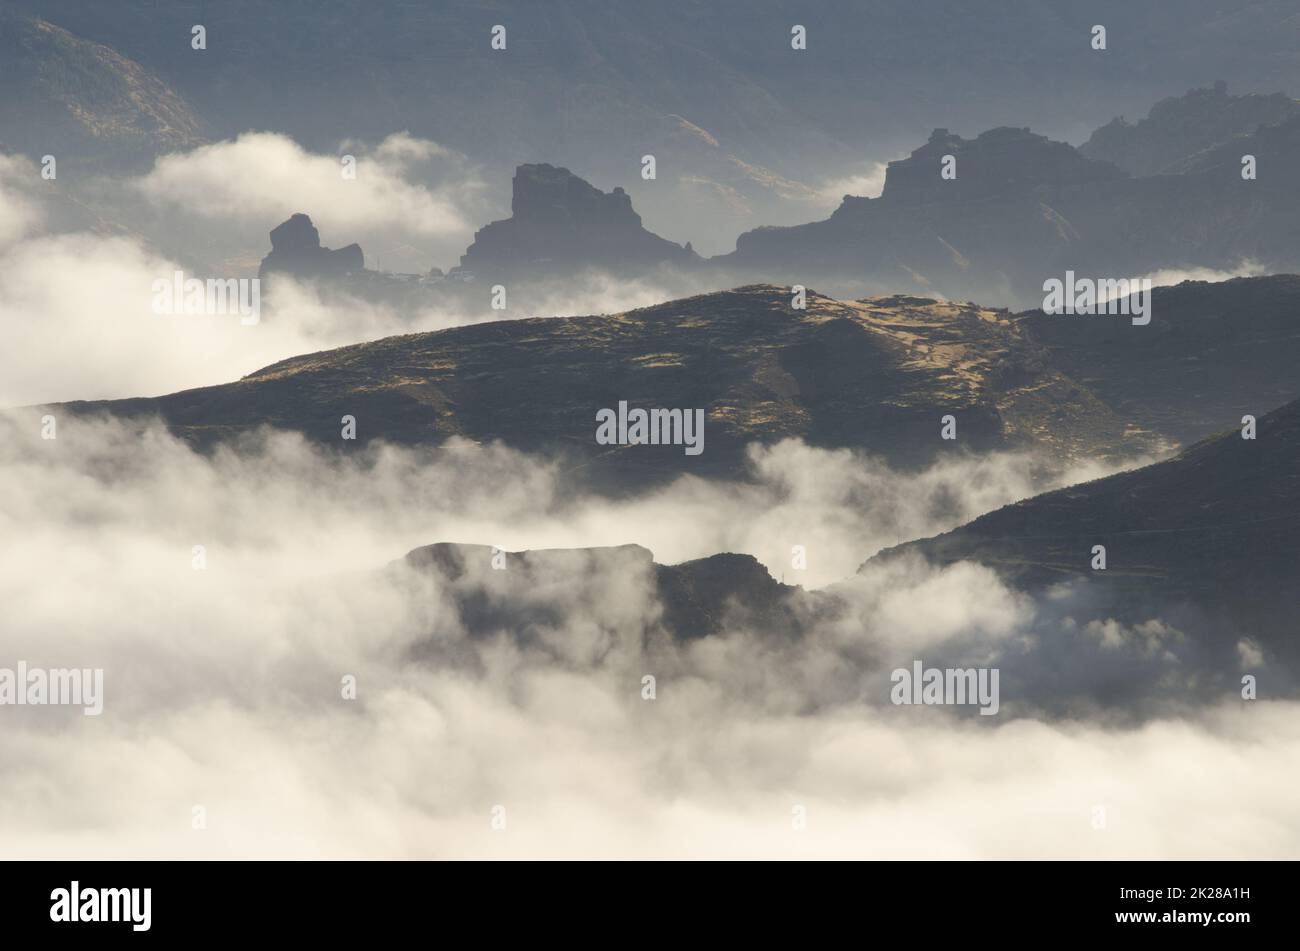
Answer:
[
  {"left": 881, "top": 126, "right": 1124, "bottom": 205},
  {"left": 258, "top": 213, "right": 364, "bottom": 281},
  {"left": 456, "top": 164, "right": 699, "bottom": 277},
  {"left": 1164, "top": 110, "right": 1300, "bottom": 176},
  {"left": 721, "top": 127, "right": 1131, "bottom": 305},
  {"left": 721, "top": 103, "right": 1300, "bottom": 309},
  {"left": 399, "top": 542, "right": 800, "bottom": 642},
  {"left": 1080, "top": 82, "right": 1300, "bottom": 177}
]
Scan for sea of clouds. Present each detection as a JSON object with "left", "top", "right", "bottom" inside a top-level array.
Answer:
[
  {"left": 1, "top": 413, "right": 1294, "bottom": 858},
  {"left": 2, "top": 138, "right": 1296, "bottom": 859}
]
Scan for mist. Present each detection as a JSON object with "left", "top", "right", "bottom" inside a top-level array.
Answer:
[
  {"left": 2, "top": 411, "right": 1290, "bottom": 858},
  {"left": 0, "top": 165, "right": 716, "bottom": 405}
]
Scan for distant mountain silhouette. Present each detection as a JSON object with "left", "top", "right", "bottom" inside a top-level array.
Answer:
[
  {"left": 255, "top": 111, "right": 1300, "bottom": 307},
  {"left": 1165, "top": 109, "right": 1300, "bottom": 179},
  {"left": 718, "top": 116, "right": 1300, "bottom": 307},
  {"left": 14, "top": 0, "right": 1300, "bottom": 193},
  {"left": 1080, "top": 82, "right": 1300, "bottom": 177},
  {"left": 456, "top": 163, "right": 699, "bottom": 278},
  {"left": 884, "top": 126, "right": 1125, "bottom": 203},
  {"left": 718, "top": 126, "right": 1126, "bottom": 302},
  {"left": 11, "top": 3, "right": 1300, "bottom": 259},
  {"left": 258, "top": 213, "right": 364, "bottom": 281}
]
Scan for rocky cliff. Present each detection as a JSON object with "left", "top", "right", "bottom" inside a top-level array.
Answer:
[
  {"left": 1080, "top": 82, "right": 1300, "bottom": 177},
  {"left": 457, "top": 163, "right": 699, "bottom": 278},
  {"left": 258, "top": 213, "right": 365, "bottom": 281}
]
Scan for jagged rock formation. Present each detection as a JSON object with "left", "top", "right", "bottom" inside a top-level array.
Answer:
[
  {"left": 1080, "top": 82, "right": 1300, "bottom": 177},
  {"left": 47, "top": 285, "right": 1149, "bottom": 485},
  {"left": 719, "top": 100, "right": 1300, "bottom": 308},
  {"left": 655, "top": 551, "right": 799, "bottom": 639},
  {"left": 258, "top": 213, "right": 364, "bottom": 281},
  {"left": 23, "top": 1, "right": 1300, "bottom": 200},
  {"left": 882, "top": 126, "right": 1125, "bottom": 204},
  {"left": 719, "top": 126, "right": 1132, "bottom": 304},
  {"left": 1165, "top": 110, "right": 1300, "bottom": 178},
  {"left": 249, "top": 95, "right": 1300, "bottom": 309},
  {"left": 456, "top": 164, "right": 699, "bottom": 277}
]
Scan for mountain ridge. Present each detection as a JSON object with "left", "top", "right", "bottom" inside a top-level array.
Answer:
[
  {"left": 866, "top": 396, "right": 1300, "bottom": 666},
  {"left": 44, "top": 284, "right": 1151, "bottom": 485}
]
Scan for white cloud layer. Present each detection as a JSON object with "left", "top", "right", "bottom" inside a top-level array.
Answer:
[
  {"left": 811, "top": 161, "right": 891, "bottom": 206},
  {"left": 1, "top": 414, "right": 1291, "bottom": 859},
  {"left": 0, "top": 154, "right": 43, "bottom": 245},
  {"left": 135, "top": 131, "right": 480, "bottom": 238},
  {"left": 1139, "top": 261, "right": 1266, "bottom": 289},
  {"left": 0, "top": 225, "right": 700, "bottom": 406},
  {"left": 2, "top": 161, "right": 1293, "bottom": 859}
]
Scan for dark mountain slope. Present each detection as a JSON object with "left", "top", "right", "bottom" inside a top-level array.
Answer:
[
  {"left": 873, "top": 397, "right": 1300, "bottom": 665},
  {"left": 46, "top": 285, "right": 1142, "bottom": 484},
  {"left": 1080, "top": 83, "right": 1300, "bottom": 177},
  {"left": 720, "top": 127, "right": 1126, "bottom": 283},
  {"left": 1020, "top": 275, "right": 1300, "bottom": 446},
  {"left": 720, "top": 119, "right": 1300, "bottom": 308},
  {"left": 15, "top": 0, "right": 1300, "bottom": 179},
  {"left": 0, "top": 9, "right": 205, "bottom": 168}
]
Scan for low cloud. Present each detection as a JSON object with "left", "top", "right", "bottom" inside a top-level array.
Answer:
[
  {"left": 811, "top": 161, "right": 892, "bottom": 206},
  {"left": 1139, "top": 261, "right": 1266, "bottom": 288},
  {"left": 135, "top": 131, "right": 481, "bottom": 238},
  {"left": 1, "top": 413, "right": 1290, "bottom": 858},
  {"left": 0, "top": 154, "right": 43, "bottom": 246},
  {"left": 0, "top": 222, "right": 708, "bottom": 406},
  {"left": 0, "top": 232, "right": 398, "bottom": 405}
]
